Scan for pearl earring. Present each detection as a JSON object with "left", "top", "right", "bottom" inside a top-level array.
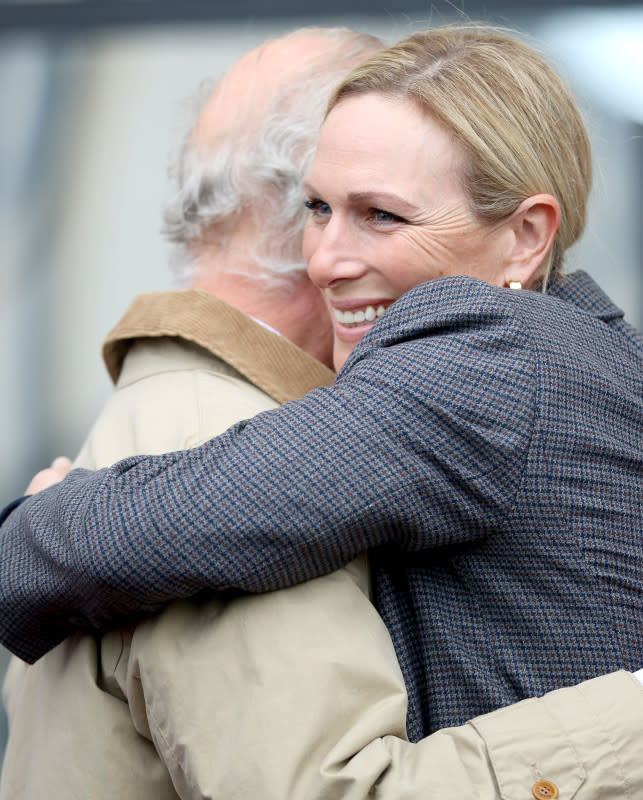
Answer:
[{"left": 508, "top": 280, "right": 522, "bottom": 290}]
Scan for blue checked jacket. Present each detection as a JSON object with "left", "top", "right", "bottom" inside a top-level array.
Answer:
[{"left": 1, "top": 271, "right": 641, "bottom": 741}]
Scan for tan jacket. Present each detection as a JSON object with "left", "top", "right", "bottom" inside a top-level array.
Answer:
[{"left": 2, "top": 291, "right": 642, "bottom": 800}]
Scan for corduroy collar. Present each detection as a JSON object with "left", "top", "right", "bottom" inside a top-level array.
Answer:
[{"left": 102, "top": 290, "right": 335, "bottom": 404}]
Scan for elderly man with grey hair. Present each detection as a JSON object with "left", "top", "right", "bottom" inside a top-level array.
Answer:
[
  {"left": 2, "top": 25, "right": 643, "bottom": 800},
  {"left": 0, "top": 27, "right": 379, "bottom": 799}
]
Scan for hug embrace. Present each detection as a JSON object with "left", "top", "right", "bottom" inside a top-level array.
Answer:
[{"left": 1, "top": 23, "right": 641, "bottom": 800}]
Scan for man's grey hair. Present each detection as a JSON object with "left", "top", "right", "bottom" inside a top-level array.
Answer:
[{"left": 163, "top": 27, "right": 384, "bottom": 286}]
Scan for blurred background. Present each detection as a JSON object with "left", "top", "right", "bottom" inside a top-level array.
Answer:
[{"left": 1, "top": 0, "right": 641, "bottom": 766}]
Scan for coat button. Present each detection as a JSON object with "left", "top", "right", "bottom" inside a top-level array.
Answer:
[{"left": 532, "top": 780, "right": 559, "bottom": 799}]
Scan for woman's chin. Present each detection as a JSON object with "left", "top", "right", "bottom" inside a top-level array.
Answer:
[{"left": 333, "top": 322, "right": 375, "bottom": 371}]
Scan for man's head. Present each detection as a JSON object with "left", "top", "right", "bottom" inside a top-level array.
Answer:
[{"left": 163, "top": 27, "right": 384, "bottom": 366}]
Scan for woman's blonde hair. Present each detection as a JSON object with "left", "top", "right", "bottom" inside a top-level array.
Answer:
[{"left": 328, "top": 24, "right": 592, "bottom": 281}]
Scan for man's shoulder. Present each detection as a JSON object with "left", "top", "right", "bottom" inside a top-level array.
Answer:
[{"left": 102, "top": 289, "right": 259, "bottom": 384}]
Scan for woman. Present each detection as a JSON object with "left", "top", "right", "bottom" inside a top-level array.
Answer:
[
  {"left": 303, "top": 28, "right": 583, "bottom": 370},
  {"left": 1, "top": 25, "right": 641, "bottom": 745},
  {"left": 296, "top": 26, "right": 641, "bottom": 734}
]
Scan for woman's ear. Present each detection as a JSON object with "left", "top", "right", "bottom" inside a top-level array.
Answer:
[{"left": 501, "top": 194, "right": 561, "bottom": 289}]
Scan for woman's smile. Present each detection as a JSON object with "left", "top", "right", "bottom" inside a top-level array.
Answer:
[
  {"left": 303, "top": 92, "right": 510, "bottom": 370},
  {"left": 328, "top": 298, "right": 395, "bottom": 353}
]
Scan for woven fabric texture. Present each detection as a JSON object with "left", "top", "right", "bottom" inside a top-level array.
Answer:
[{"left": 1, "top": 271, "right": 641, "bottom": 739}]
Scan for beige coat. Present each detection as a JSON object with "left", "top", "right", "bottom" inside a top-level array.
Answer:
[{"left": 2, "top": 290, "right": 642, "bottom": 800}]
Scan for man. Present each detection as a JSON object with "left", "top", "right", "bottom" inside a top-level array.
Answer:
[
  {"left": 1, "top": 26, "right": 643, "bottom": 800},
  {"left": 0, "top": 27, "right": 389, "bottom": 799}
]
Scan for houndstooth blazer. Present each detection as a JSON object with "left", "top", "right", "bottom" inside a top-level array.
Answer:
[{"left": 1, "top": 271, "right": 641, "bottom": 740}]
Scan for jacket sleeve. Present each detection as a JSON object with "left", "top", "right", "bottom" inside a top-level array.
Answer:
[
  {"left": 0, "top": 497, "right": 27, "bottom": 527},
  {"left": 127, "top": 559, "right": 643, "bottom": 800},
  {"left": 124, "top": 557, "right": 643, "bottom": 800},
  {"left": 346, "top": 671, "right": 643, "bottom": 800},
  {"left": 0, "top": 284, "right": 537, "bottom": 662},
  {"left": 124, "top": 555, "right": 408, "bottom": 800}
]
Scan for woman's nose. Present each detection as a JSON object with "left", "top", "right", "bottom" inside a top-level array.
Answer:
[{"left": 305, "top": 218, "right": 367, "bottom": 289}]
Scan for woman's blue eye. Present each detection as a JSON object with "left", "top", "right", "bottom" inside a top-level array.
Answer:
[
  {"left": 372, "top": 208, "right": 406, "bottom": 224},
  {"left": 304, "top": 199, "right": 331, "bottom": 216}
]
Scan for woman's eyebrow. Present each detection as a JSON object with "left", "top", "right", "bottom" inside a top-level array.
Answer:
[
  {"left": 348, "top": 191, "right": 419, "bottom": 214},
  {"left": 302, "top": 185, "right": 420, "bottom": 215}
]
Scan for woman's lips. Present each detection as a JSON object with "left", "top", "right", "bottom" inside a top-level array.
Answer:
[
  {"left": 330, "top": 300, "right": 395, "bottom": 341},
  {"left": 332, "top": 302, "right": 389, "bottom": 327}
]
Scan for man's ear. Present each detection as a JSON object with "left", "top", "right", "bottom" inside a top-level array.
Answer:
[{"left": 501, "top": 194, "right": 561, "bottom": 288}]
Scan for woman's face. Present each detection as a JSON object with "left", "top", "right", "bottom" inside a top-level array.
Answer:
[{"left": 303, "top": 93, "right": 512, "bottom": 370}]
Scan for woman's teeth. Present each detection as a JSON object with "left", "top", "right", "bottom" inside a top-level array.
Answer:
[{"left": 334, "top": 304, "right": 388, "bottom": 327}]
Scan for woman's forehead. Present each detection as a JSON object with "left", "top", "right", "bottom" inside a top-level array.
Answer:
[{"left": 310, "top": 93, "right": 467, "bottom": 199}]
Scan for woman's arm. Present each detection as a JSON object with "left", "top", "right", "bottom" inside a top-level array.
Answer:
[{"left": 0, "top": 279, "right": 535, "bottom": 662}]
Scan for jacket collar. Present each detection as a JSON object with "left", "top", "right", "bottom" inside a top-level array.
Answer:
[
  {"left": 547, "top": 270, "right": 624, "bottom": 323},
  {"left": 102, "top": 290, "right": 335, "bottom": 404}
]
